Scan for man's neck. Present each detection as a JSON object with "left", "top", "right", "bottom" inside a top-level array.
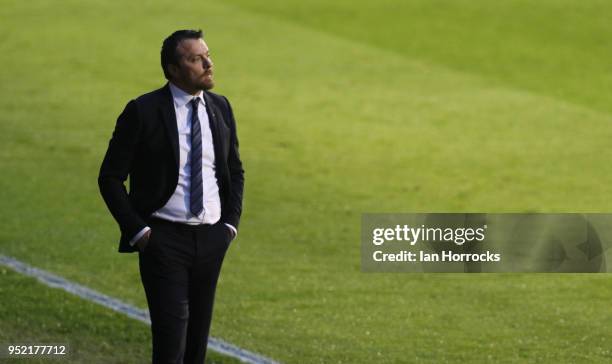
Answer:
[{"left": 169, "top": 81, "right": 201, "bottom": 96}]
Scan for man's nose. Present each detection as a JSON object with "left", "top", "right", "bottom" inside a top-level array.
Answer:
[{"left": 202, "top": 57, "right": 213, "bottom": 69}]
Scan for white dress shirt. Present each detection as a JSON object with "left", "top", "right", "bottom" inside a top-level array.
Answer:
[{"left": 130, "top": 82, "right": 236, "bottom": 245}]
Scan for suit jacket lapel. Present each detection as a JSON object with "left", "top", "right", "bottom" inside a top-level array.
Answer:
[
  {"left": 159, "top": 83, "right": 180, "bottom": 167},
  {"left": 202, "top": 91, "right": 224, "bottom": 163}
]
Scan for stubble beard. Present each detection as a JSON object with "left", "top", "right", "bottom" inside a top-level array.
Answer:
[{"left": 203, "top": 78, "right": 214, "bottom": 90}]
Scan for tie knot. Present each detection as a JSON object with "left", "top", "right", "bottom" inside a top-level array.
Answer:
[{"left": 191, "top": 98, "right": 199, "bottom": 112}]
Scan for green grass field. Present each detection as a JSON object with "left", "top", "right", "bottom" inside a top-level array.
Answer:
[{"left": 2, "top": 0, "right": 612, "bottom": 363}]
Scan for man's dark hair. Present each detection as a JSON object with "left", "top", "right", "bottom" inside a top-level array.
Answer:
[{"left": 161, "top": 29, "right": 204, "bottom": 80}]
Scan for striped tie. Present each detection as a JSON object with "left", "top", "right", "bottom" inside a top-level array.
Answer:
[{"left": 189, "top": 98, "right": 204, "bottom": 216}]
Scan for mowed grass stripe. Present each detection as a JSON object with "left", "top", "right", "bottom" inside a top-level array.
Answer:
[
  {"left": 225, "top": 0, "right": 612, "bottom": 116},
  {"left": 1, "top": 1, "right": 612, "bottom": 363}
]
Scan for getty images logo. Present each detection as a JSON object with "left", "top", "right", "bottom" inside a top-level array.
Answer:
[{"left": 372, "top": 224, "right": 488, "bottom": 246}]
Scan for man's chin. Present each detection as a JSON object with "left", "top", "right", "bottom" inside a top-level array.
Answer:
[{"left": 203, "top": 80, "right": 215, "bottom": 90}]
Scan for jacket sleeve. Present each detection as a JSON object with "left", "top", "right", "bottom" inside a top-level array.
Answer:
[
  {"left": 222, "top": 96, "right": 245, "bottom": 229},
  {"left": 98, "top": 99, "right": 147, "bottom": 240}
]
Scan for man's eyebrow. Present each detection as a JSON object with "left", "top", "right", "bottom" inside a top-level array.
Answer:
[{"left": 189, "top": 52, "right": 210, "bottom": 58}]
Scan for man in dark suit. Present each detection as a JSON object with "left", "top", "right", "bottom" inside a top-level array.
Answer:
[{"left": 98, "top": 29, "right": 244, "bottom": 363}]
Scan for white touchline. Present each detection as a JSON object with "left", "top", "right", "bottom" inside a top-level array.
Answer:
[{"left": 0, "top": 254, "right": 281, "bottom": 364}]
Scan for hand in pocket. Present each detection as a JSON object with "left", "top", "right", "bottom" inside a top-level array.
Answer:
[{"left": 136, "top": 230, "right": 152, "bottom": 252}]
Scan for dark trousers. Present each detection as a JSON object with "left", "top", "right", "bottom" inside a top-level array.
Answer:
[{"left": 138, "top": 217, "right": 232, "bottom": 364}]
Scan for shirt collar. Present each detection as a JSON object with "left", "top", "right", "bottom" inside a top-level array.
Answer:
[{"left": 168, "top": 82, "right": 205, "bottom": 109}]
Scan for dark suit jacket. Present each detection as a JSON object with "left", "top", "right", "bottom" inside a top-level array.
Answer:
[{"left": 98, "top": 83, "right": 244, "bottom": 253}]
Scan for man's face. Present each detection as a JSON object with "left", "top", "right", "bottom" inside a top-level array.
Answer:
[{"left": 170, "top": 38, "right": 214, "bottom": 92}]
